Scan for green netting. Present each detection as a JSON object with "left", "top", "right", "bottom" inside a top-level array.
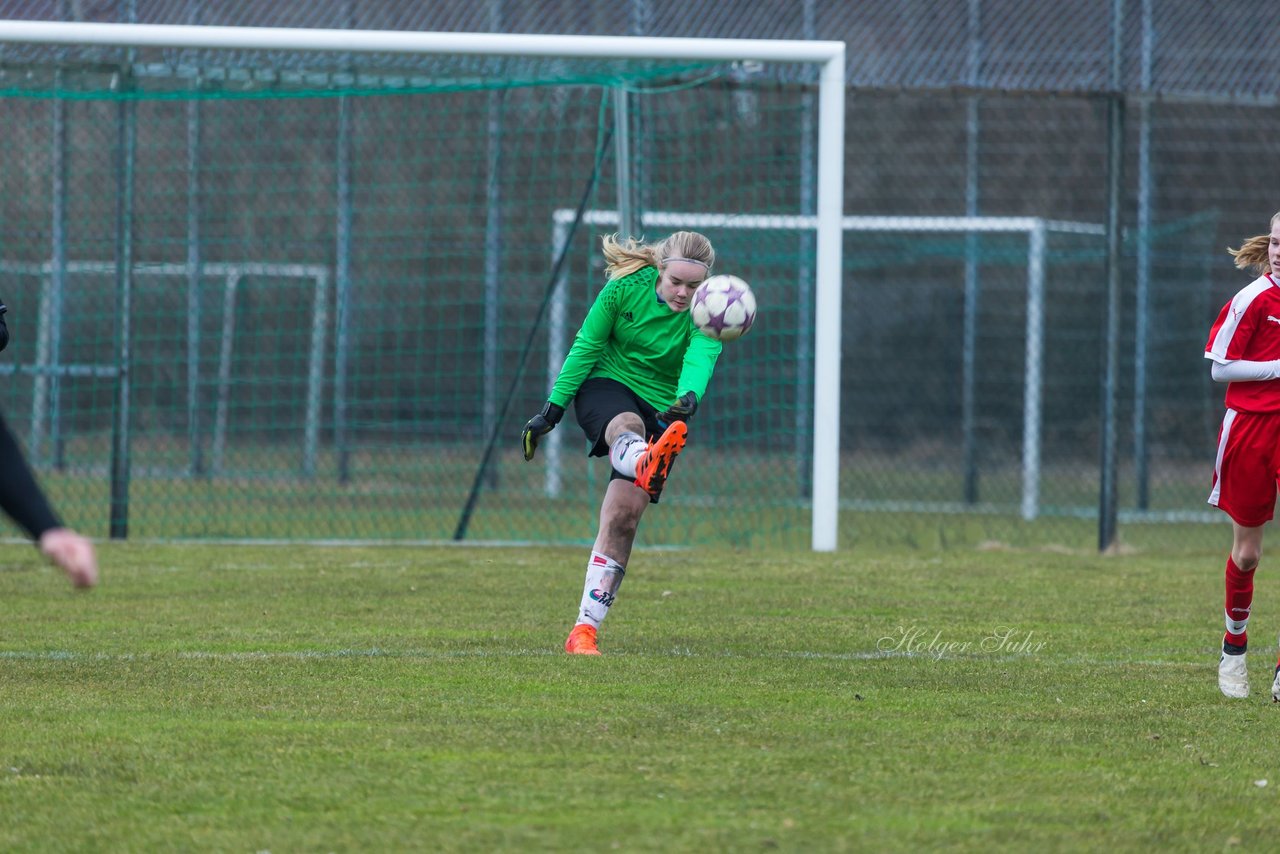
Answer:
[
  {"left": 0, "top": 41, "right": 728, "bottom": 88},
  {"left": 0, "top": 49, "right": 823, "bottom": 547},
  {"left": 839, "top": 215, "right": 1217, "bottom": 523},
  {"left": 0, "top": 41, "right": 1235, "bottom": 550}
]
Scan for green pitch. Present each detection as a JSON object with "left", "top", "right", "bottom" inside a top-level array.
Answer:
[{"left": 0, "top": 534, "right": 1273, "bottom": 850}]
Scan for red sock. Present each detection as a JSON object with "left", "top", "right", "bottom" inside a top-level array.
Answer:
[{"left": 1224, "top": 556, "right": 1254, "bottom": 648}]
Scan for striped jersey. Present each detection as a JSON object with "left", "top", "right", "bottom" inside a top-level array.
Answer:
[
  {"left": 1205, "top": 273, "right": 1280, "bottom": 413},
  {"left": 549, "top": 266, "right": 723, "bottom": 411}
]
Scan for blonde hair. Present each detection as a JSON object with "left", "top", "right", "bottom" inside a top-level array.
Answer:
[
  {"left": 1227, "top": 211, "right": 1280, "bottom": 274},
  {"left": 601, "top": 231, "right": 715, "bottom": 280}
]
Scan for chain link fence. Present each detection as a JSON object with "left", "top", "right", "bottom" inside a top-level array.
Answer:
[{"left": 0, "top": 0, "right": 1275, "bottom": 550}]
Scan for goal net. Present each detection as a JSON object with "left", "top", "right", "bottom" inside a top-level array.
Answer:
[
  {"left": 0, "top": 24, "right": 846, "bottom": 548},
  {"left": 543, "top": 210, "right": 1113, "bottom": 520}
]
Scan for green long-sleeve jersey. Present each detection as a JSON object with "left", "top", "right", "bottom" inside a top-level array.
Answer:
[{"left": 549, "top": 266, "right": 723, "bottom": 411}]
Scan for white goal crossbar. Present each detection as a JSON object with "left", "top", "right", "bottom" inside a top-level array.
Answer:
[
  {"left": 0, "top": 20, "right": 846, "bottom": 549},
  {"left": 546, "top": 210, "right": 1105, "bottom": 523}
]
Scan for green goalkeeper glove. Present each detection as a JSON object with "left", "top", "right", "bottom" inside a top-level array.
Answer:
[
  {"left": 657, "top": 391, "right": 698, "bottom": 428},
  {"left": 521, "top": 402, "right": 565, "bottom": 461}
]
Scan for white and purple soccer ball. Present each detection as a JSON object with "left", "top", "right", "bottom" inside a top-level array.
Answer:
[{"left": 690, "top": 275, "right": 757, "bottom": 342}]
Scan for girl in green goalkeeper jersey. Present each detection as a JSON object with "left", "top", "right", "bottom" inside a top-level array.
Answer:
[{"left": 521, "top": 231, "right": 721, "bottom": 655}]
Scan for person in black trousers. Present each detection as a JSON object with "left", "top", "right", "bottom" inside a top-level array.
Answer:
[{"left": 0, "top": 301, "right": 98, "bottom": 588}]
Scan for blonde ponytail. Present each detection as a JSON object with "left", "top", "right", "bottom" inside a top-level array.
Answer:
[
  {"left": 601, "top": 233, "right": 661, "bottom": 280},
  {"left": 600, "top": 230, "right": 716, "bottom": 281},
  {"left": 1228, "top": 212, "right": 1280, "bottom": 274}
]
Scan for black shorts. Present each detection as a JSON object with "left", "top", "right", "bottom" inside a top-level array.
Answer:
[{"left": 573, "top": 377, "right": 665, "bottom": 479}]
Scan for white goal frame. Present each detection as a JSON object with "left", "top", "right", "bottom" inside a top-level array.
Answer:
[
  {"left": 205, "top": 263, "right": 330, "bottom": 478},
  {"left": 0, "top": 259, "right": 329, "bottom": 478},
  {"left": 0, "top": 20, "right": 847, "bottom": 550},
  {"left": 546, "top": 210, "right": 1105, "bottom": 523}
]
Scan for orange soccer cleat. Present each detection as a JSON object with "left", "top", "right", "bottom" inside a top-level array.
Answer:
[
  {"left": 634, "top": 420, "right": 687, "bottom": 504},
  {"left": 564, "top": 623, "right": 602, "bottom": 655}
]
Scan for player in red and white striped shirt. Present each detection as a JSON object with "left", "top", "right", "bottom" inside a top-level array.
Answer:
[{"left": 1205, "top": 211, "right": 1280, "bottom": 700}]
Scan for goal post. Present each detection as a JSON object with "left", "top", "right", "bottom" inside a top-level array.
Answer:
[{"left": 0, "top": 21, "right": 845, "bottom": 547}]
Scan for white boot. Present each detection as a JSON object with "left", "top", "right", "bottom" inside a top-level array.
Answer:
[{"left": 1219, "top": 652, "right": 1249, "bottom": 699}]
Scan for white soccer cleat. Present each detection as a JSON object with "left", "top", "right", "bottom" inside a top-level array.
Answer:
[
  {"left": 1271, "top": 668, "right": 1280, "bottom": 703},
  {"left": 1219, "top": 652, "right": 1250, "bottom": 699}
]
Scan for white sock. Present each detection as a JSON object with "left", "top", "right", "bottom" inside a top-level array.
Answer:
[
  {"left": 577, "top": 551, "right": 626, "bottom": 628},
  {"left": 608, "top": 431, "right": 647, "bottom": 478}
]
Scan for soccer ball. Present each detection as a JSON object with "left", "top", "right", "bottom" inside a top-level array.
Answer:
[{"left": 690, "top": 275, "right": 757, "bottom": 341}]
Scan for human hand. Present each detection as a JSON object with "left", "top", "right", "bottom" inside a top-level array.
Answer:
[
  {"left": 521, "top": 402, "right": 565, "bottom": 461},
  {"left": 38, "top": 528, "right": 99, "bottom": 589},
  {"left": 657, "top": 392, "right": 698, "bottom": 428}
]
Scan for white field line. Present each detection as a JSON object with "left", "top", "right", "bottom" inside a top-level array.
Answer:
[
  {"left": 0, "top": 648, "right": 1209, "bottom": 667},
  {"left": 0, "top": 537, "right": 693, "bottom": 551}
]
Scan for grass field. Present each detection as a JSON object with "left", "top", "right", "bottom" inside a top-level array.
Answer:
[{"left": 2, "top": 532, "right": 1277, "bottom": 850}]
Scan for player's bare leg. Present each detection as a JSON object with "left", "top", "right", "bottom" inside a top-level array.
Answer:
[
  {"left": 39, "top": 528, "right": 99, "bottom": 589},
  {"left": 565, "top": 482, "right": 648, "bottom": 655},
  {"left": 1220, "top": 522, "right": 1262, "bottom": 699},
  {"left": 566, "top": 414, "right": 654, "bottom": 655},
  {"left": 595, "top": 480, "right": 649, "bottom": 566}
]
